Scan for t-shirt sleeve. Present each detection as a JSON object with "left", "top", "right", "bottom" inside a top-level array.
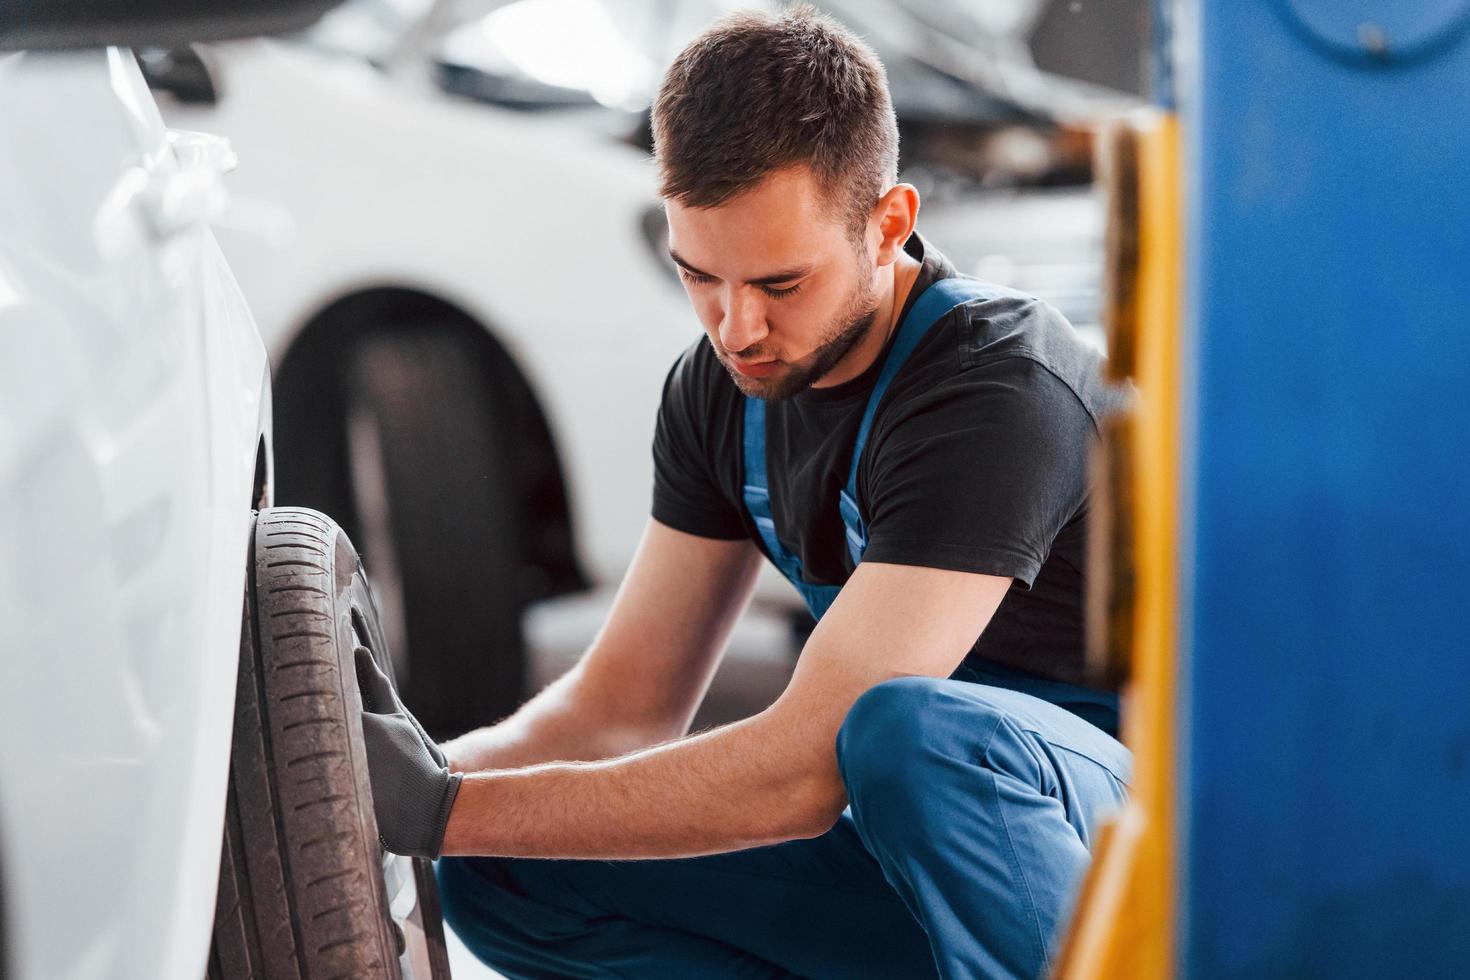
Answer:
[
  {"left": 650, "top": 345, "right": 748, "bottom": 540},
  {"left": 859, "top": 357, "right": 1096, "bottom": 587}
]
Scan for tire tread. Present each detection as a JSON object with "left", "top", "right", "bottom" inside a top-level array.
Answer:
[{"left": 208, "top": 508, "right": 401, "bottom": 979}]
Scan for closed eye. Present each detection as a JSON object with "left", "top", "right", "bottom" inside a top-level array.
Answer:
[
  {"left": 677, "top": 267, "right": 714, "bottom": 287},
  {"left": 677, "top": 267, "right": 803, "bottom": 299}
]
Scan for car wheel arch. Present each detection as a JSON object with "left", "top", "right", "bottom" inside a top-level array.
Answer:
[
  {"left": 252, "top": 434, "right": 271, "bottom": 510},
  {"left": 272, "top": 286, "right": 587, "bottom": 604}
]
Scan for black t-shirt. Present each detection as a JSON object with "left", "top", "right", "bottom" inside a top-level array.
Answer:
[{"left": 651, "top": 231, "right": 1121, "bottom": 689}]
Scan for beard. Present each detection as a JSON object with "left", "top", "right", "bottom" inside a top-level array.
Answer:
[{"left": 714, "top": 265, "right": 882, "bottom": 402}]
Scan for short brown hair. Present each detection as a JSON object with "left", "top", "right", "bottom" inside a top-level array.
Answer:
[{"left": 651, "top": 4, "right": 899, "bottom": 238}]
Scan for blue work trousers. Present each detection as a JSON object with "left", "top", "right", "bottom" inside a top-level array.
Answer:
[{"left": 436, "top": 676, "right": 1132, "bottom": 979}]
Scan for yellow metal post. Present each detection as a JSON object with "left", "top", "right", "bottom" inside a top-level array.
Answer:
[{"left": 1055, "top": 110, "right": 1182, "bottom": 980}]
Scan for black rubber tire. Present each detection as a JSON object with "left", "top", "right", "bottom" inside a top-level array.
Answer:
[
  {"left": 341, "top": 327, "right": 526, "bottom": 739},
  {"left": 206, "top": 507, "right": 451, "bottom": 980}
]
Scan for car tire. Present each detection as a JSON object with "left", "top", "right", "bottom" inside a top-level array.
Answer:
[
  {"left": 207, "top": 507, "right": 451, "bottom": 980},
  {"left": 339, "top": 327, "right": 526, "bottom": 739}
]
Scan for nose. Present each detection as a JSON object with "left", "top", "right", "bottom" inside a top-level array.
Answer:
[{"left": 718, "top": 287, "right": 769, "bottom": 356}]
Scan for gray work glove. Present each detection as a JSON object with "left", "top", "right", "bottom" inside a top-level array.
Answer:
[
  {"left": 356, "top": 647, "right": 462, "bottom": 859},
  {"left": 356, "top": 644, "right": 446, "bottom": 766}
]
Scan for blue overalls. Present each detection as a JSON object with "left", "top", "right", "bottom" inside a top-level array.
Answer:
[
  {"left": 437, "top": 277, "right": 1134, "bottom": 979},
  {"left": 743, "top": 277, "right": 1122, "bottom": 735}
]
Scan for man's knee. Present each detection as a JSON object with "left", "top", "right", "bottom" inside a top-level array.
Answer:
[
  {"left": 836, "top": 677, "right": 1029, "bottom": 800},
  {"left": 837, "top": 677, "right": 955, "bottom": 800}
]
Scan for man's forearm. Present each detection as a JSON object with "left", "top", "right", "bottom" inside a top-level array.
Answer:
[
  {"left": 439, "top": 704, "right": 847, "bottom": 860},
  {"left": 440, "top": 661, "right": 663, "bottom": 773}
]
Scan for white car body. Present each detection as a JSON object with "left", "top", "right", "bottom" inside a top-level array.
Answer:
[
  {"left": 164, "top": 37, "right": 697, "bottom": 592},
  {"left": 0, "top": 47, "right": 270, "bottom": 980}
]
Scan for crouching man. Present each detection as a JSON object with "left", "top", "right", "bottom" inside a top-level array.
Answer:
[{"left": 358, "top": 6, "right": 1131, "bottom": 977}]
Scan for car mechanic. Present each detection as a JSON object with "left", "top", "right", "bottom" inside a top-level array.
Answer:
[{"left": 358, "top": 6, "right": 1133, "bottom": 977}]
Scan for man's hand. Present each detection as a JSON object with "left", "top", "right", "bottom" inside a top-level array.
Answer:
[{"left": 356, "top": 647, "right": 463, "bottom": 858}]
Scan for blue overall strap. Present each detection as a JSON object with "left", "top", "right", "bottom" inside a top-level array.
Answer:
[
  {"left": 742, "top": 397, "right": 803, "bottom": 581},
  {"left": 838, "top": 277, "right": 1004, "bottom": 565},
  {"left": 744, "top": 397, "right": 844, "bottom": 621}
]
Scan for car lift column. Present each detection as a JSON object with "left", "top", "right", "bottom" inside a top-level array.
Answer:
[
  {"left": 1180, "top": 1, "right": 1470, "bottom": 976},
  {"left": 1060, "top": 1, "right": 1470, "bottom": 977}
]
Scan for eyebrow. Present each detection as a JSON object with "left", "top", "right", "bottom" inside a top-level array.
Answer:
[{"left": 668, "top": 248, "right": 812, "bottom": 286}]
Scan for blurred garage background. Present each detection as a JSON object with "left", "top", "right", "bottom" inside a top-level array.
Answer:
[{"left": 140, "top": 0, "right": 1145, "bottom": 753}]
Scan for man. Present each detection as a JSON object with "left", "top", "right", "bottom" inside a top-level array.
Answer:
[{"left": 358, "top": 6, "right": 1131, "bottom": 978}]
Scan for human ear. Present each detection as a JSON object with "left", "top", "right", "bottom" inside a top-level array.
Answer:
[{"left": 870, "top": 183, "right": 920, "bottom": 266}]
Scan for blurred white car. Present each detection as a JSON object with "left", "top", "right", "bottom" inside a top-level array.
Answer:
[
  {"left": 0, "top": 4, "right": 452, "bottom": 978},
  {"left": 152, "top": 29, "right": 695, "bottom": 738},
  {"left": 150, "top": 0, "right": 1110, "bottom": 739}
]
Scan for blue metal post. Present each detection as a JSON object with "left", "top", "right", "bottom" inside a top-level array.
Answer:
[{"left": 1181, "top": 1, "right": 1470, "bottom": 976}]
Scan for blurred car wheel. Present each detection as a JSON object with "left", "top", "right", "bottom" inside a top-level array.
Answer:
[
  {"left": 338, "top": 327, "right": 527, "bottom": 740},
  {"left": 207, "top": 507, "right": 451, "bottom": 980}
]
